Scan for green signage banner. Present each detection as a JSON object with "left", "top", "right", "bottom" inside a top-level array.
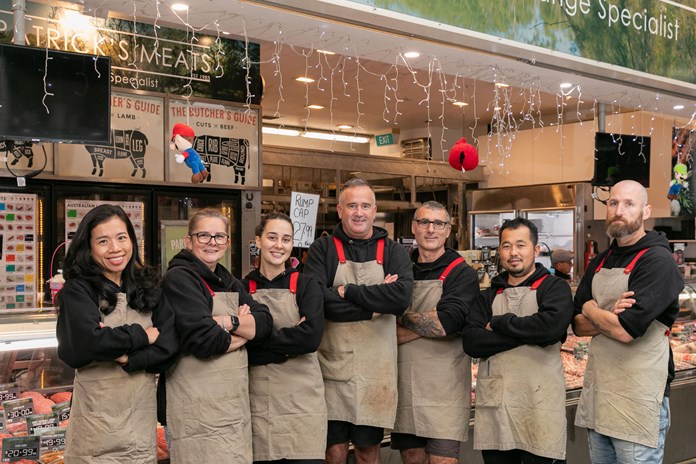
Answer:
[
  {"left": 349, "top": 0, "right": 696, "bottom": 85},
  {"left": 0, "top": 1, "right": 262, "bottom": 103},
  {"left": 375, "top": 133, "right": 395, "bottom": 146}
]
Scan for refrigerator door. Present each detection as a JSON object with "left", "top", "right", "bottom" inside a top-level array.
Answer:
[
  {"left": 525, "top": 209, "right": 575, "bottom": 273},
  {"left": 471, "top": 211, "right": 516, "bottom": 249}
]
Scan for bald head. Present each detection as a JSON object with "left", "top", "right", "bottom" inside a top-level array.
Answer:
[{"left": 610, "top": 180, "right": 648, "bottom": 207}]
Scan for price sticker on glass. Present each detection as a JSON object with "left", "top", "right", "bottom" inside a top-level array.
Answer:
[
  {"left": 51, "top": 402, "right": 70, "bottom": 422},
  {"left": 38, "top": 427, "right": 66, "bottom": 455},
  {"left": 1, "top": 436, "right": 39, "bottom": 462},
  {"left": 26, "top": 412, "right": 58, "bottom": 435},
  {"left": 0, "top": 385, "right": 19, "bottom": 403},
  {"left": 2, "top": 398, "right": 34, "bottom": 426}
]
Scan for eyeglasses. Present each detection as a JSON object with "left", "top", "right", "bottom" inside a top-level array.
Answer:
[
  {"left": 191, "top": 232, "right": 229, "bottom": 245},
  {"left": 413, "top": 219, "right": 450, "bottom": 230}
]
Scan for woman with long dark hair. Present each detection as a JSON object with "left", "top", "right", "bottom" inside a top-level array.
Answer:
[
  {"left": 56, "top": 204, "right": 177, "bottom": 463},
  {"left": 244, "top": 212, "right": 326, "bottom": 463},
  {"left": 161, "top": 208, "right": 272, "bottom": 463}
]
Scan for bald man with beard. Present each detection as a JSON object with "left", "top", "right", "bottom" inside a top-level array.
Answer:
[{"left": 573, "top": 180, "right": 683, "bottom": 464}]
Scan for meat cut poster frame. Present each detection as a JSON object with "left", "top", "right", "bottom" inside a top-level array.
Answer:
[
  {"left": 167, "top": 98, "right": 259, "bottom": 187},
  {"left": 56, "top": 91, "right": 165, "bottom": 182}
]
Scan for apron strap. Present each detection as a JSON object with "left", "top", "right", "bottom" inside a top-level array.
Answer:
[
  {"left": 333, "top": 236, "right": 385, "bottom": 265},
  {"left": 201, "top": 279, "right": 215, "bottom": 297},
  {"left": 439, "top": 256, "right": 465, "bottom": 282},
  {"left": 289, "top": 272, "right": 299, "bottom": 294},
  {"left": 248, "top": 279, "right": 257, "bottom": 294},
  {"left": 376, "top": 239, "right": 385, "bottom": 265},
  {"left": 496, "top": 273, "right": 548, "bottom": 294},
  {"left": 594, "top": 251, "right": 611, "bottom": 273},
  {"left": 333, "top": 236, "right": 346, "bottom": 264},
  {"left": 624, "top": 248, "right": 650, "bottom": 274}
]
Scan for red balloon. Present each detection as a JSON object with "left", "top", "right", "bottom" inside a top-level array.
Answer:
[{"left": 448, "top": 137, "right": 479, "bottom": 172}]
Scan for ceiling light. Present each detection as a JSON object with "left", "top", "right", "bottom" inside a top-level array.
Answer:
[
  {"left": 560, "top": 82, "right": 573, "bottom": 89},
  {"left": 493, "top": 106, "right": 502, "bottom": 111},
  {"left": 303, "top": 131, "right": 369, "bottom": 143},
  {"left": 674, "top": 104, "right": 685, "bottom": 110},
  {"left": 295, "top": 77, "right": 315, "bottom": 83},
  {"left": 452, "top": 101, "right": 468, "bottom": 107},
  {"left": 222, "top": 31, "right": 231, "bottom": 35},
  {"left": 171, "top": 3, "right": 189, "bottom": 11},
  {"left": 403, "top": 51, "right": 420, "bottom": 58},
  {"left": 307, "top": 104, "right": 324, "bottom": 110},
  {"left": 317, "top": 49, "right": 335, "bottom": 55},
  {"left": 262, "top": 126, "right": 300, "bottom": 137},
  {"left": 337, "top": 124, "right": 353, "bottom": 129},
  {"left": 495, "top": 82, "right": 509, "bottom": 88}
]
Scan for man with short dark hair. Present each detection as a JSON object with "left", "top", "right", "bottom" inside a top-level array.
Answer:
[
  {"left": 305, "top": 178, "right": 414, "bottom": 464},
  {"left": 462, "top": 217, "right": 573, "bottom": 464},
  {"left": 573, "top": 180, "right": 683, "bottom": 463},
  {"left": 391, "top": 201, "right": 479, "bottom": 464}
]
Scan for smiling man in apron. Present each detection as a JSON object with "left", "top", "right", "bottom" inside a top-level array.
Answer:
[
  {"left": 391, "top": 201, "right": 479, "bottom": 464},
  {"left": 462, "top": 217, "right": 573, "bottom": 464},
  {"left": 305, "top": 178, "right": 414, "bottom": 464},
  {"left": 573, "top": 180, "right": 683, "bottom": 464}
]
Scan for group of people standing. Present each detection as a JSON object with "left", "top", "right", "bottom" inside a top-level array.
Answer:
[{"left": 55, "top": 178, "right": 682, "bottom": 464}]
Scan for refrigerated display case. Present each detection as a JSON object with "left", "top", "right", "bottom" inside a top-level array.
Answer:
[{"left": 470, "top": 211, "right": 515, "bottom": 249}]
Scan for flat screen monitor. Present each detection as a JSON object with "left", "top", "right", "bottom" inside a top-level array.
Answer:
[
  {"left": 592, "top": 132, "right": 651, "bottom": 188},
  {"left": 0, "top": 43, "right": 110, "bottom": 144}
]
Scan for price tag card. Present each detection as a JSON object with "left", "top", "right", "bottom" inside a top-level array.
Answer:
[
  {"left": 0, "top": 385, "right": 19, "bottom": 403},
  {"left": 26, "top": 413, "right": 58, "bottom": 435},
  {"left": 51, "top": 402, "right": 70, "bottom": 422},
  {"left": 38, "top": 427, "right": 66, "bottom": 456},
  {"left": 2, "top": 398, "right": 33, "bottom": 426},
  {"left": 1, "top": 436, "right": 39, "bottom": 462}
]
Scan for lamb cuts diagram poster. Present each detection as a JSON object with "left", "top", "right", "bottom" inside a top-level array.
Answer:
[
  {"left": 167, "top": 100, "right": 259, "bottom": 187},
  {"left": 56, "top": 92, "right": 165, "bottom": 182}
]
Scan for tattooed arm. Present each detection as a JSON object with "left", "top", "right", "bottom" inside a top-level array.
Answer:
[
  {"left": 398, "top": 310, "right": 447, "bottom": 338},
  {"left": 581, "top": 298, "right": 634, "bottom": 343}
]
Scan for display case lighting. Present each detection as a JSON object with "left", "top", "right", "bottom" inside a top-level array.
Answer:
[
  {"left": 0, "top": 337, "right": 58, "bottom": 352},
  {"left": 262, "top": 126, "right": 301, "bottom": 137}
]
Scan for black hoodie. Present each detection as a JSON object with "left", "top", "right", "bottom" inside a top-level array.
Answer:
[
  {"left": 462, "top": 264, "right": 574, "bottom": 359},
  {"left": 162, "top": 249, "right": 272, "bottom": 358},
  {"left": 410, "top": 247, "right": 479, "bottom": 335},
  {"left": 304, "top": 224, "right": 414, "bottom": 322},
  {"left": 574, "top": 230, "right": 683, "bottom": 394},
  {"left": 242, "top": 268, "right": 324, "bottom": 365}
]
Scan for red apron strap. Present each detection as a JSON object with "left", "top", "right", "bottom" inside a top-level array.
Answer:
[
  {"left": 496, "top": 287, "right": 505, "bottom": 294},
  {"left": 594, "top": 251, "right": 611, "bottom": 273},
  {"left": 439, "top": 257, "right": 465, "bottom": 282},
  {"left": 624, "top": 248, "right": 650, "bottom": 274},
  {"left": 248, "top": 279, "right": 257, "bottom": 295},
  {"left": 201, "top": 279, "right": 215, "bottom": 297},
  {"left": 333, "top": 236, "right": 346, "bottom": 264},
  {"left": 289, "top": 272, "right": 299, "bottom": 294},
  {"left": 376, "top": 239, "right": 385, "bottom": 265},
  {"left": 530, "top": 274, "right": 549, "bottom": 290}
]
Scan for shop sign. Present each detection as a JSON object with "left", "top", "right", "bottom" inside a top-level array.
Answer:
[
  {"left": 290, "top": 191, "right": 320, "bottom": 248},
  {"left": 0, "top": 0, "right": 262, "bottom": 103},
  {"left": 346, "top": 0, "right": 696, "bottom": 85},
  {"left": 375, "top": 133, "right": 395, "bottom": 146}
]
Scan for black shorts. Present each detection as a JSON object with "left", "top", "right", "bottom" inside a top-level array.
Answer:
[
  {"left": 326, "top": 420, "right": 384, "bottom": 447},
  {"left": 390, "top": 432, "right": 461, "bottom": 458}
]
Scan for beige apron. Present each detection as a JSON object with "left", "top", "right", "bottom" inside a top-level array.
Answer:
[
  {"left": 65, "top": 293, "right": 157, "bottom": 464},
  {"left": 166, "top": 291, "right": 252, "bottom": 464},
  {"left": 248, "top": 282, "right": 327, "bottom": 460},
  {"left": 474, "top": 278, "right": 567, "bottom": 460},
  {"left": 318, "top": 238, "right": 398, "bottom": 428},
  {"left": 575, "top": 250, "right": 669, "bottom": 448},
  {"left": 393, "top": 276, "right": 471, "bottom": 441}
]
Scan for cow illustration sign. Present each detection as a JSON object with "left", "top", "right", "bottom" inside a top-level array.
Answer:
[
  {"left": 56, "top": 93, "right": 165, "bottom": 181},
  {"left": 168, "top": 100, "right": 259, "bottom": 187}
]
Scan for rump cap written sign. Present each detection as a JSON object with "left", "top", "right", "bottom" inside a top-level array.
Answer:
[{"left": 290, "top": 191, "right": 320, "bottom": 248}]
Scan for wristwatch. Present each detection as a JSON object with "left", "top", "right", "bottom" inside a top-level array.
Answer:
[{"left": 229, "top": 315, "right": 240, "bottom": 334}]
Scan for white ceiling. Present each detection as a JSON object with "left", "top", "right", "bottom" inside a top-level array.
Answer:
[{"left": 73, "top": 0, "right": 696, "bottom": 137}]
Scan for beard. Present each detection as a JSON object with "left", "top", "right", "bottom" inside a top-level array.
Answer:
[{"left": 605, "top": 215, "right": 642, "bottom": 239}]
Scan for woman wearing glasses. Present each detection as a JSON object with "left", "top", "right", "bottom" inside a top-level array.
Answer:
[
  {"left": 161, "top": 208, "right": 272, "bottom": 463},
  {"left": 243, "top": 213, "right": 327, "bottom": 463}
]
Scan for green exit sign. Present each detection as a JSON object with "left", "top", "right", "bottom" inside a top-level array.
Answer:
[{"left": 375, "top": 133, "right": 394, "bottom": 146}]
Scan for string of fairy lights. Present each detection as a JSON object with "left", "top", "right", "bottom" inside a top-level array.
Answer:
[{"left": 33, "top": 0, "right": 696, "bottom": 176}]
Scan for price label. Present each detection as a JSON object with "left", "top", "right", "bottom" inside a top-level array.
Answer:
[
  {"left": 38, "top": 427, "right": 66, "bottom": 455},
  {"left": 26, "top": 413, "right": 58, "bottom": 435},
  {"left": 1, "top": 436, "right": 39, "bottom": 462},
  {"left": 51, "top": 402, "right": 70, "bottom": 422},
  {"left": 0, "top": 385, "right": 19, "bottom": 403},
  {"left": 2, "top": 398, "right": 33, "bottom": 426}
]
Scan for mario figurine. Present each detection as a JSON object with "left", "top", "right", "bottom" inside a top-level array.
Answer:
[{"left": 170, "top": 123, "right": 209, "bottom": 184}]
